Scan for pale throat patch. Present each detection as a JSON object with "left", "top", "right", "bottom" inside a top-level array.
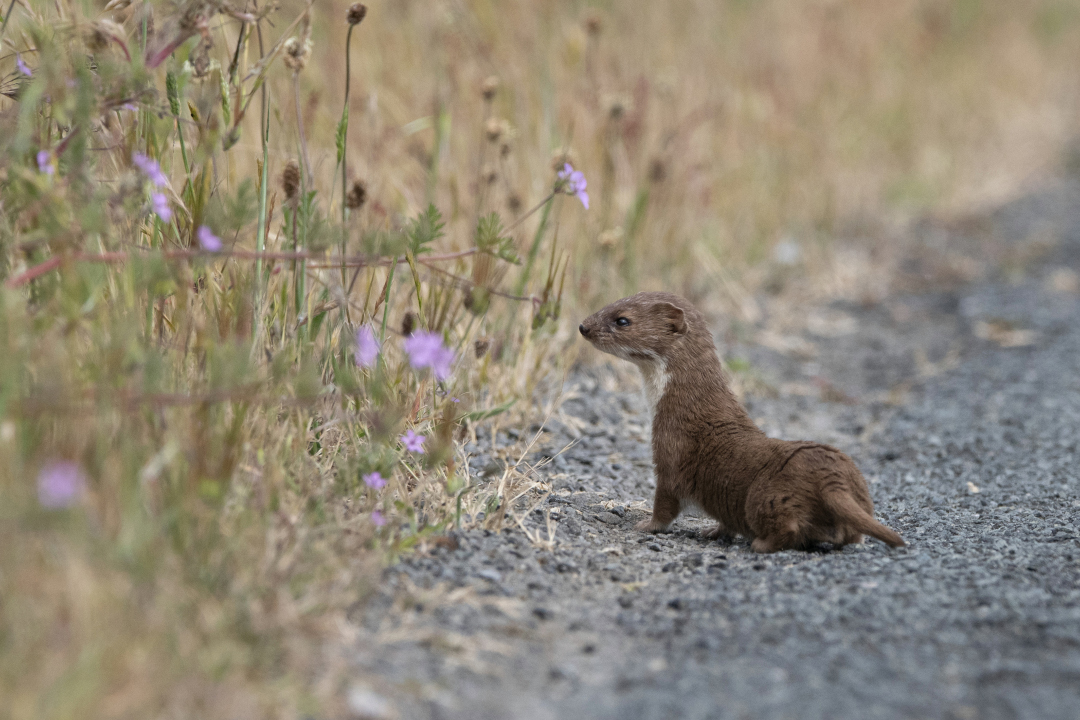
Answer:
[{"left": 635, "top": 357, "right": 670, "bottom": 416}]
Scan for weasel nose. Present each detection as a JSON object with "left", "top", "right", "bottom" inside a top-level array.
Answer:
[{"left": 578, "top": 323, "right": 589, "bottom": 337}]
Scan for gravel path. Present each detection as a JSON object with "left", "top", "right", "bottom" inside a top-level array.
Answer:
[{"left": 349, "top": 182, "right": 1080, "bottom": 720}]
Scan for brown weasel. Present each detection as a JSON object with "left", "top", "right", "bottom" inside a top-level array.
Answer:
[{"left": 578, "top": 291, "right": 905, "bottom": 553}]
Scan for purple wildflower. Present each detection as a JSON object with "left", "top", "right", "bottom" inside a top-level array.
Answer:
[
  {"left": 400, "top": 429, "right": 425, "bottom": 453},
  {"left": 37, "top": 461, "right": 86, "bottom": 509},
  {"left": 354, "top": 325, "right": 380, "bottom": 368},
  {"left": 197, "top": 225, "right": 222, "bottom": 252},
  {"left": 151, "top": 192, "right": 171, "bottom": 221},
  {"left": 363, "top": 471, "right": 387, "bottom": 489},
  {"left": 36, "top": 151, "right": 54, "bottom": 175},
  {"left": 556, "top": 163, "right": 589, "bottom": 209},
  {"left": 15, "top": 53, "right": 31, "bottom": 77},
  {"left": 133, "top": 153, "right": 168, "bottom": 187},
  {"left": 371, "top": 509, "right": 386, "bottom": 527},
  {"left": 402, "top": 330, "right": 455, "bottom": 380}
]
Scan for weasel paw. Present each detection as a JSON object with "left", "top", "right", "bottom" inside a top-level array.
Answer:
[
  {"left": 702, "top": 524, "right": 733, "bottom": 542},
  {"left": 635, "top": 517, "right": 670, "bottom": 533}
]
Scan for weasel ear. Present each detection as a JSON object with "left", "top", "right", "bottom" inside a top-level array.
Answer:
[{"left": 654, "top": 302, "right": 687, "bottom": 336}]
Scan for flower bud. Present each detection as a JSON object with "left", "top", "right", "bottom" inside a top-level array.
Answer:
[
  {"left": 346, "top": 180, "right": 367, "bottom": 209},
  {"left": 347, "top": 3, "right": 367, "bottom": 25},
  {"left": 282, "top": 160, "right": 300, "bottom": 200}
]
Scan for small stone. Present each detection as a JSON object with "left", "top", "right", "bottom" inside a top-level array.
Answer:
[
  {"left": 618, "top": 595, "right": 633, "bottom": 608},
  {"left": 662, "top": 562, "right": 678, "bottom": 573},
  {"left": 346, "top": 686, "right": 392, "bottom": 720},
  {"left": 549, "top": 664, "right": 577, "bottom": 681},
  {"left": 597, "top": 512, "right": 621, "bottom": 525},
  {"left": 667, "top": 598, "right": 684, "bottom": 610},
  {"left": 648, "top": 543, "right": 662, "bottom": 552},
  {"left": 476, "top": 569, "right": 502, "bottom": 583},
  {"left": 533, "top": 607, "right": 553, "bottom": 620}
]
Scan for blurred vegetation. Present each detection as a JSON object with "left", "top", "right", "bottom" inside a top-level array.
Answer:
[{"left": 2, "top": 0, "right": 1080, "bottom": 717}]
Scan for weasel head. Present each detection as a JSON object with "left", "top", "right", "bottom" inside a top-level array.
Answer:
[{"left": 578, "top": 291, "right": 701, "bottom": 368}]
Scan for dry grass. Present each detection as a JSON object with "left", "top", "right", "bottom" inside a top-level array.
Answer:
[{"left": 3, "top": 0, "right": 1080, "bottom": 718}]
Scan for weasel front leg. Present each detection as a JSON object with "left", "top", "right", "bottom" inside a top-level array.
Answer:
[
  {"left": 701, "top": 523, "right": 734, "bottom": 542},
  {"left": 636, "top": 483, "right": 681, "bottom": 533}
]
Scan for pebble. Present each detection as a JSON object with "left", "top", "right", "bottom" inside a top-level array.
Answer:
[{"left": 346, "top": 687, "right": 393, "bottom": 720}]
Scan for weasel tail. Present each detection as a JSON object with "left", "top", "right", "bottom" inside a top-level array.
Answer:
[{"left": 822, "top": 490, "right": 905, "bottom": 548}]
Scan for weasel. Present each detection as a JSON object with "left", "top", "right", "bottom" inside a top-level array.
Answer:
[{"left": 578, "top": 291, "right": 905, "bottom": 553}]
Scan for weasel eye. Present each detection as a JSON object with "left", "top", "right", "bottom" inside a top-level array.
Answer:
[{"left": 615, "top": 317, "right": 631, "bottom": 327}]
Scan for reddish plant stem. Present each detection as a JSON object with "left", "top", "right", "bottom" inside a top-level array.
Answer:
[{"left": 6, "top": 248, "right": 480, "bottom": 288}]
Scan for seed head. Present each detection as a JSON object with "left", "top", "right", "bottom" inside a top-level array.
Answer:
[
  {"left": 282, "top": 160, "right": 300, "bottom": 200},
  {"left": 283, "top": 12, "right": 313, "bottom": 73},
  {"left": 481, "top": 75, "right": 499, "bottom": 101},
  {"left": 484, "top": 117, "right": 504, "bottom": 143},
  {"left": 584, "top": 10, "right": 602, "bottom": 37},
  {"left": 401, "top": 311, "right": 417, "bottom": 337},
  {"left": 507, "top": 193, "right": 523, "bottom": 213},
  {"left": 483, "top": 165, "right": 498, "bottom": 185},
  {"left": 346, "top": 179, "right": 367, "bottom": 209},
  {"left": 603, "top": 93, "right": 630, "bottom": 120},
  {"left": 474, "top": 337, "right": 491, "bottom": 358},
  {"left": 283, "top": 36, "right": 312, "bottom": 73},
  {"left": 347, "top": 3, "right": 368, "bottom": 25},
  {"left": 551, "top": 148, "right": 578, "bottom": 171},
  {"left": 598, "top": 226, "right": 624, "bottom": 249},
  {"left": 648, "top": 157, "right": 667, "bottom": 183}
]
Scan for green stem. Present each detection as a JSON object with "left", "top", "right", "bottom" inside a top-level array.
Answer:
[
  {"left": 341, "top": 24, "right": 354, "bottom": 226},
  {"left": 376, "top": 264, "right": 396, "bottom": 374},
  {"left": 0, "top": 0, "right": 18, "bottom": 41},
  {"left": 338, "top": 24, "right": 356, "bottom": 324},
  {"left": 379, "top": 264, "right": 395, "bottom": 344},
  {"left": 514, "top": 195, "right": 555, "bottom": 296}
]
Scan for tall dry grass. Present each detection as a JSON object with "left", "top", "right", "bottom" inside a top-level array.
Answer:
[
  {"left": 2, "top": 1, "right": 1080, "bottom": 718},
  {"left": 303, "top": 0, "right": 1080, "bottom": 309}
]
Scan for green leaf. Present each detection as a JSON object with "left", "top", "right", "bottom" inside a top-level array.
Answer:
[
  {"left": 336, "top": 108, "right": 349, "bottom": 165},
  {"left": 407, "top": 204, "right": 445, "bottom": 255},
  {"left": 464, "top": 398, "right": 517, "bottom": 421},
  {"left": 475, "top": 212, "right": 520, "bottom": 264}
]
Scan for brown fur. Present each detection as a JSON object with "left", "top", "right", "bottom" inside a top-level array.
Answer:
[{"left": 578, "top": 291, "right": 905, "bottom": 553}]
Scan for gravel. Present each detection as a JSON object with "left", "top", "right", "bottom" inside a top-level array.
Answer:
[{"left": 351, "top": 181, "right": 1080, "bottom": 719}]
